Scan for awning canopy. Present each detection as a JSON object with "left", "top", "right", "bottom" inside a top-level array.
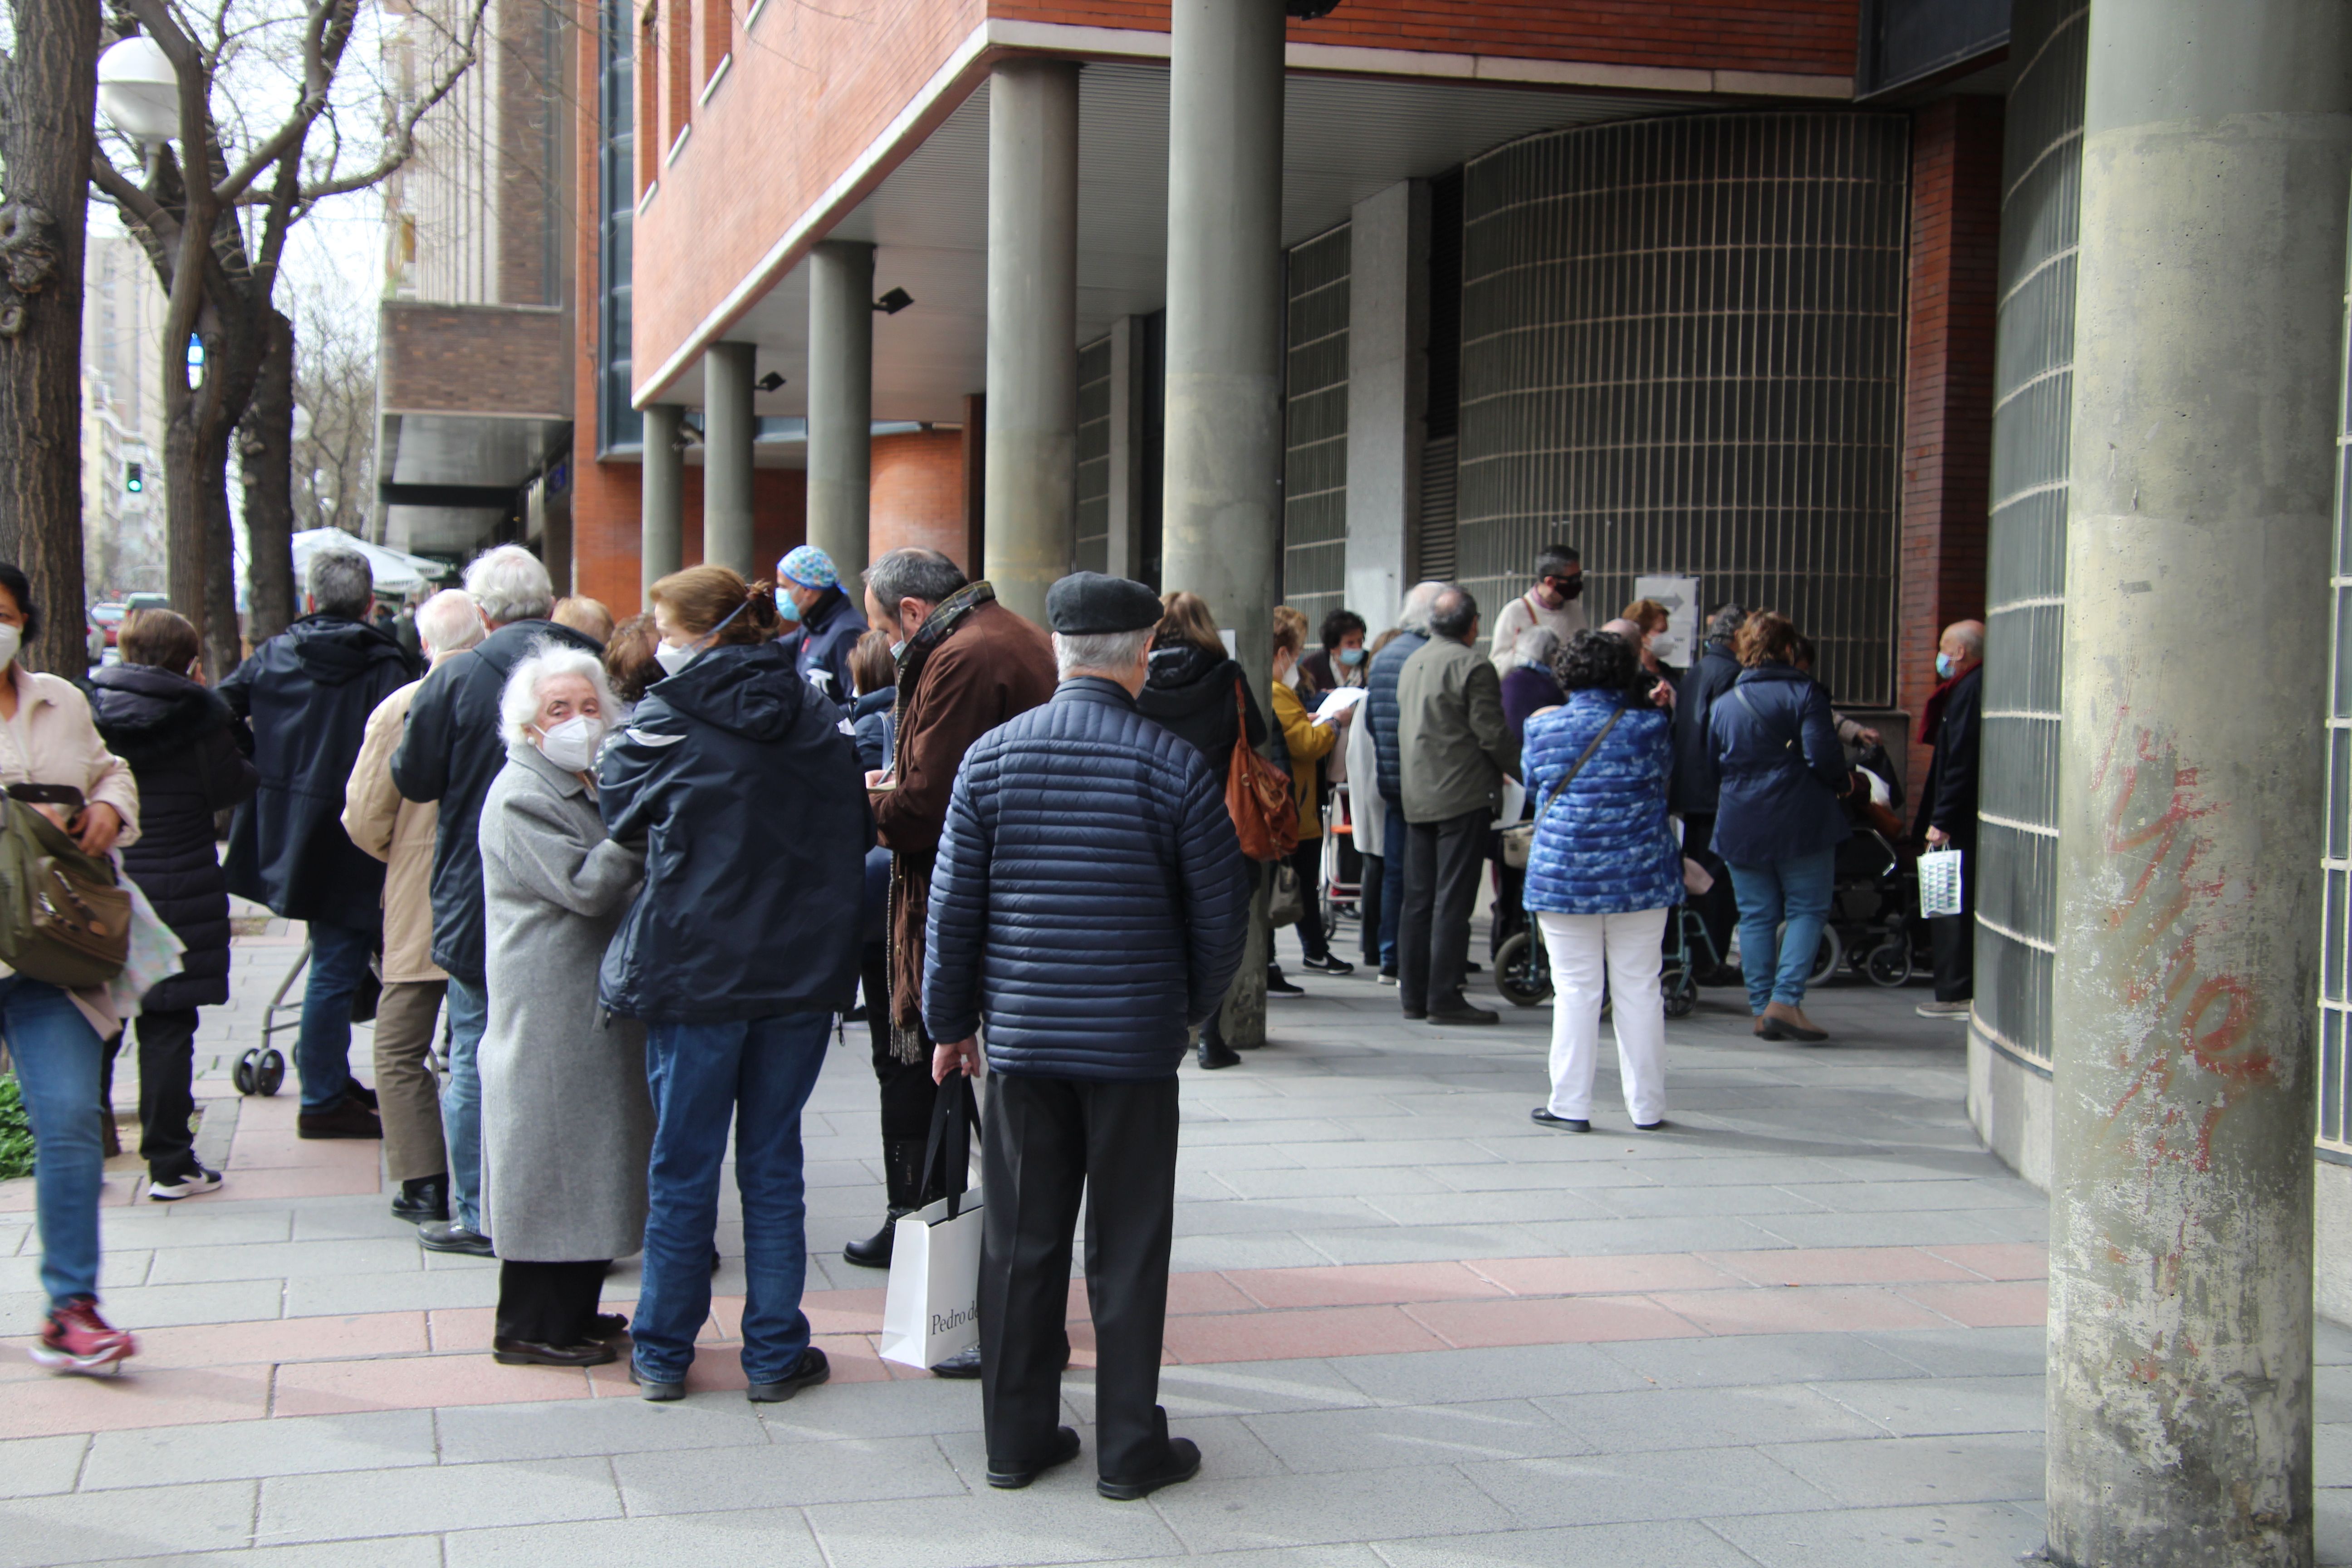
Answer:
[{"left": 289, "top": 529, "right": 454, "bottom": 600}]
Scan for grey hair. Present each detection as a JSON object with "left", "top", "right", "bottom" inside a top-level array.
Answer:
[
  {"left": 416, "top": 588, "right": 484, "bottom": 657},
  {"left": 863, "top": 548, "right": 967, "bottom": 616},
  {"left": 1429, "top": 585, "right": 1479, "bottom": 642},
  {"left": 307, "top": 548, "right": 375, "bottom": 620},
  {"left": 464, "top": 544, "right": 554, "bottom": 626},
  {"left": 1053, "top": 628, "right": 1153, "bottom": 681},
  {"left": 1515, "top": 626, "right": 1561, "bottom": 669},
  {"left": 1395, "top": 580, "right": 1446, "bottom": 636},
  {"left": 1535, "top": 542, "right": 1582, "bottom": 579},
  {"left": 1706, "top": 603, "right": 1749, "bottom": 643},
  {"left": 499, "top": 642, "right": 617, "bottom": 751}
]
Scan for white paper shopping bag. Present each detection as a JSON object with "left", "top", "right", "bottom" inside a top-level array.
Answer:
[
  {"left": 879, "top": 1185, "right": 985, "bottom": 1368},
  {"left": 1918, "top": 848, "right": 1965, "bottom": 919},
  {"left": 880, "top": 1073, "right": 984, "bottom": 1369}
]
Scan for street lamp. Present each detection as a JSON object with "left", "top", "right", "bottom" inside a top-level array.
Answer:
[{"left": 96, "top": 36, "right": 178, "bottom": 145}]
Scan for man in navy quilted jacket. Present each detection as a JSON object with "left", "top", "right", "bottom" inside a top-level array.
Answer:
[{"left": 925, "top": 571, "right": 1250, "bottom": 1504}]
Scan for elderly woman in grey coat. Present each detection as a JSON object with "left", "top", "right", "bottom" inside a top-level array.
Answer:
[{"left": 479, "top": 644, "right": 649, "bottom": 1367}]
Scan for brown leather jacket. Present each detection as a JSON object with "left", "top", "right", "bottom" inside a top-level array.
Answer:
[{"left": 872, "top": 585, "right": 1056, "bottom": 1056}]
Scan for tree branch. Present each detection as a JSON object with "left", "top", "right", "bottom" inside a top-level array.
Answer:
[
  {"left": 212, "top": 0, "right": 347, "bottom": 206},
  {"left": 299, "top": 0, "right": 489, "bottom": 202}
]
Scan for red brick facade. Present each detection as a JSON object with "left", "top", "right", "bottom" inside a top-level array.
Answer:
[
  {"left": 872, "top": 431, "right": 970, "bottom": 571},
  {"left": 1897, "top": 95, "right": 2003, "bottom": 759}
]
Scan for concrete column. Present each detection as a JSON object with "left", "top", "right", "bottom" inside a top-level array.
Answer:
[
  {"left": 2044, "top": 4, "right": 2352, "bottom": 1563},
  {"left": 641, "top": 403, "right": 685, "bottom": 599},
  {"left": 981, "top": 59, "right": 1080, "bottom": 624},
  {"left": 702, "top": 341, "right": 757, "bottom": 575},
  {"left": 1163, "top": 0, "right": 1284, "bottom": 1047},
  {"left": 808, "top": 240, "right": 875, "bottom": 583},
  {"left": 1343, "top": 180, "right": 1428, "bottom": 636},
  {"left": 1105, "top": 316, "right": 1148, "bottom": 581}
]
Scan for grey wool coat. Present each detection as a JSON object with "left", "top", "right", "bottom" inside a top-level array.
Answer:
[{"left": 477, "top": 741, "right": 651, "bottom": 1262}]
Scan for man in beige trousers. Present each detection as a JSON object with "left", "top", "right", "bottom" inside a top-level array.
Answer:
[{"left": 342, "top": 590, "right": 484, "bottom": 1225}]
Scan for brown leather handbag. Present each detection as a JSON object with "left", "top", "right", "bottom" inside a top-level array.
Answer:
[{"left": 1224, "top": 681, "right": 1299, "bottom": 861}]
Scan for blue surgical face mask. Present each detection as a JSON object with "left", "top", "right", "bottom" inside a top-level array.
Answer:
[
  {"left": 1935, "top": 652, "right": 1955, "bottom": 680},
  {"left": 1336, "top": 645, "right": 1364, "bottom": 667},
  {"left": 778, "top": 593, "right": 803, "bottom": 624}
]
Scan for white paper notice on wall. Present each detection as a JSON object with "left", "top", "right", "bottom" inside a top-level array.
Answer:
[{"left": 1633, "top": 575, "right": 1702, "bottom": 666}]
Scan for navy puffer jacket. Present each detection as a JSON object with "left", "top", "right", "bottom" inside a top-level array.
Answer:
[
  {"left": 1364, "top": 630, "right": 1428, "bottom": 801},
  {"left": 1707, "top": 661, "right": 1852, "bottom": 865},
  {"left": 1521, "top": 690, "right": 1681, "bottom": 916},
  {"left": 922, "top": 678, "right": 1251, "bottom": 1080},
  {"left": 598, "top": 640, "right": 873, "bottom": 1023},
  {"left": 788, "top": 586, "right": 862, "bottom": 708}
]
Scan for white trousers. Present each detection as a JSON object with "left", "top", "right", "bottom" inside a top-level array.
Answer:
[{"left": 1536, "top": 908, "right": 1670, "bottom": 1124}]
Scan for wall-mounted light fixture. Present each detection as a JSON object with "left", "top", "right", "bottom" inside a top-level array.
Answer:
[
  {"left": 872, "top": 288, "right": 915, "bottom": 315},
  {"left": 755, "top": 371, "right": 785, "bottom": 392}
]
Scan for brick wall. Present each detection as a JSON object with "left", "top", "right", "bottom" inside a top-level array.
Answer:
[
  {"left": 572, "top": 458, "right": 809, "bottom": 612},
  {"left": 382, "top": 302, "right": 569, "bottom": 417},
  {"left": 1897, "top": 95, "right": 2003, "bottom": 765},
  {"left": 872, "top": 430, "right": 970, "bottom": 569}
]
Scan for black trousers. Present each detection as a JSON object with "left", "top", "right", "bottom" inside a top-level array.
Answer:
[
  {"left": 1358, "top": 851, "right": 1386, "bottom": 967},
  {"left": 862, "top": 942, "right": 933, "bottom": 1144},
  {"left": 97, "top": 1006, "right": 201, "bottom": 1180},
  {"left": 980, "top": 1072, "right": 1180, "bottom": 1482},
  {"left": 1286, "top": 835, "right": 1330, "bottom": 963},
  {"left": 1930, "top": 835, "right": 1976, "bottom": 1003},
  {"left": 495, "top": 1259, "right": 608, "bottom": 1345},
  {"left": 1399, "top": 808, "right": 1490, "bottom": 1013}
]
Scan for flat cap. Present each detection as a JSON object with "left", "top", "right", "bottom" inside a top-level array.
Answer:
[{"left": 1047, "top": 572, "right": 1161, "bottom": 635}]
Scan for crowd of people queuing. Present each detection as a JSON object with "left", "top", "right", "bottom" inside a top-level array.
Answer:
[{"left": 1, "top": 532, "right": 1980, "bottom": 1501}]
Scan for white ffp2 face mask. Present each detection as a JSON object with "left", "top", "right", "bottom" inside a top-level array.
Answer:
[
  {"left": 0, "top": 624, "right": 24, "bottom": 668},
  {"left": 535, "top": 715, "right": 606, "bottom": 772},
  {"left": 653, "top": 641, "right": 698, "bottom": 678}
]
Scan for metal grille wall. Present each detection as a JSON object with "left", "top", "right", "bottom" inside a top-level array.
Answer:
[
  {"left": 1074, "top": 338, "right": 1112, "bottom": 575},
  {"left": 1283, "top": 225, "right": 1350, "bottom": 632},
  {"left": 1977, "top": 0, "right": 2086, "bottom": 1073},
  {"left": 2323, "top": 144, "right": 2352, "bottom": 1154},
  {"left": 1455, "top": 113, "right": 1910, "bottom": 705}
]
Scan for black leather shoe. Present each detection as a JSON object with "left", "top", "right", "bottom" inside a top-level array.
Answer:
[
  {"left": 746, "top": 1346, "right": 830, "bottom": 1403},
  {"left": 1196, "top": 1038, "right": 1241, "bottom": 1070},
  {"left": 1099, "top": 1437, "right": 1202, "bottom": 1501},
  {"left": 1401, "top": 1008, "right": 1427, "bottom": 1021},
  {"left": 989, "top": 1425, "right": 1080, "bottom": 1489},
  {"left": 1265, "top": 970, "right": 1306, "bottom": 998},
  {"left": 629, "top": 1361, "right": 684, "bottom": 1401},
  {"left": 589, "top": 1313, "right": 630, "bottom": 1340},
  {"left": 931, "top": 1343, "right": 982, "bottom": 1379},
  {"left": 493, "top": 1336, "right": 616, "bottom": 1367},
  {"left": 390, "top": 1176, "right": 448, "bottom": 1225},
  {"left": 417, "top": 1221, "right": 494, "bottom": 1256},
  {"left": 1427, "top": 1002, "right": 1499, "bottom": 1026},
  {"left": 1530, "top": 1109, "right": 1590, "bottom": 1132},
  {"left": 297, "top": 1098, "right": 382, "bottom": 1140},
  {"left": 344, "top": 1083, "right": 379, "bottom": 1111},
  {"left": 843, "top": 1215, "right": 904, "bottom": 1270}
]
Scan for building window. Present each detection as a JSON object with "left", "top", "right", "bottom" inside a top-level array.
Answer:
[
  {"left": 1283, "top": 223, "right": 1350, "bottom": 636},
  {"left": 636, "top": 3, "right": 658, "bottom": 196},
  {"left": 666, "top": 0, "right": 692, "bottom": 150},
  {"left": 702, "top": 0, "right": 730, "bottom": 89},
  {"left": 602, "top": 0, "right": 643, "bottom": 454}
]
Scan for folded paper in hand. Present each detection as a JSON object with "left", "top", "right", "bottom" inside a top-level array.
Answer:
[{"left": 1312, "top": 686, "right": 1369, "bottom": 725}]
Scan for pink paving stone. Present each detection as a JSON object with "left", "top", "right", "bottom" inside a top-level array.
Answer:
[
  {"left": 1696, "top": 1247, "right": 1981, "bottom": 1288},
  {"left": 0, "top": 1359, "right": 273, "bottom": 1439},
  {"left": 1405, "top": 1294, "right": 1710, "bottom": 1348},
  {"left": 273, "top": 1353, "right": 593, "bottom": 1416},
  {"left": 427, "top": 1308, "right": 495, "bottom": 1353},
  {"left": 1161, "top": 1304, "right": 1449, "bottom": 1365},
  {"left": 1898, "top": 1280, "right": 2048, "bottom": 1328},
  {"left": 0, "top": 1170, "right": 140, "bottom": 1213},
  {"left": 803, "top": 1287, "right": 889, "bottom": 1335},
  {"left": 1648, "top": 1285, "right": 1955, "bottom": 1336},
  {"left": 1469, "top": 1253, "right": 1744, "bottom": 1296},
  {"left": 225, "top": 1135, "right": 383, "bottom": 1171},
  {"left": 586, "top": 1342, "right": 752, "bottom": 1396},
  {"left": 140, "top": 1313, "right": 428, "bottom": 1367},
  {"left": 200, "top": 1165, "right": 381, "bottom": 1199},
  {"left": 1921, "top": 1242, "right": 2050, "bottom": 1281},
  {"left": 1225, "top": 1261, "right": 1507, "bottom": 1311}
]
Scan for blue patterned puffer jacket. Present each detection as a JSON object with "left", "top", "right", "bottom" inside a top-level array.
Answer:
[{"left": 1521, "top": 689, "right": 1682, "bottom": 916}]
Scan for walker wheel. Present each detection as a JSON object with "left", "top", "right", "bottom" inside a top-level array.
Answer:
[
  {"left": 255, "top": 1048, "right": 286, "bottom": 1098},
  {"left": 233, "top": 1049, "right": 259, "bottom": 1096},
  {"left": 1494, "top": 930, "right": 1553, "bottom": 1007},
  {"left": 1664, "top": 967, "right": 1698, "bottom": 1019}
]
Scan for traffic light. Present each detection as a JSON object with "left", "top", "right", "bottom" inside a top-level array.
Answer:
[{"left": 124, "top": 461, "right": 142, "bottom": 494}]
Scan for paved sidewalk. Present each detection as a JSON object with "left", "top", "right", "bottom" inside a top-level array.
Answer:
[{"left": 5, "top": 918, "right": 2349, "bottom": 1566}]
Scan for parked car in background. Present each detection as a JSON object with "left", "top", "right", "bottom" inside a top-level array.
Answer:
[
  {"left": 90, "top": 603, "right": 127, "bottom": 647},
  {"left": 123, "top": 593, "right": 170, "bottom": 615}
]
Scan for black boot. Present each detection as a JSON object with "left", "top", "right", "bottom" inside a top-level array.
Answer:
[
  {"left": 1196, "top": 1019, "right": 1241, "bottom": 1071},
  {"left": 392, "top": 1174, "right": 449, "bottom": 1225},
  {"left": 843, "top": 1137, "right": 926, "bottom": 1269}
]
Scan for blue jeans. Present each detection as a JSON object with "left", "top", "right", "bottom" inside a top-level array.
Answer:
[
  {"left": 1377, "top": 793, "right": 1405, "bottom": 970},
  {"left": 1726, "top": 850, "right": 1838, "bottom": 1013},
  {"left": 441, "top": 977, "right": 489, "bottom": 1233},
  {"left": 632, "top": 1011, "right": 831, "bottom": 1386},
  {"left": 295, "top": 920, "right": 375, "bottom": 1112},
  {"left": 3, "top": 975, "right": 109, "bottom": 1305}
]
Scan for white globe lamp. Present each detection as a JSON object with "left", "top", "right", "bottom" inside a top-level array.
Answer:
[{"left": 97, "top": 36, "right": 180, "bottom": 144}]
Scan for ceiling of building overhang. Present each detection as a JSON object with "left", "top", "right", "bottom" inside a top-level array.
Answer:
[
  {"left": 379, "top": 412, "right": 570, "bottom": 554},
  {"left": 649, "top": 61, "right": 1721, "bottom": 421}
]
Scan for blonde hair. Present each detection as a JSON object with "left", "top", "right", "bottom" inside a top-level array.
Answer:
[
  {"left": 552, "top": 596, "right": 616, "bottom": 644},
  {"left": 1272, "top": 605, "right": 1309, "bottom": 657},
  {"left": 1154, "top": 590, "right": 1224, "bottom": 659},
  {"left": 1733, "top": 610, "right": 1802, "bottom": 669},
  {"left": 1622, "top": 598, "right": 1671, "bottom": 636}
]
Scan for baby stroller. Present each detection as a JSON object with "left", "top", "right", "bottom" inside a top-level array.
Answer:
[{"left": 1494, "top": 900, "right": 1717, "bottom": 1019}]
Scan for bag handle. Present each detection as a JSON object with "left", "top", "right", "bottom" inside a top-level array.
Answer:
[
  {"left": 1534, "top": 707, "right": 1624, "bottom": 827},
  {"left": 919, "top": 1073, "right": 980, "bottom": 1220},
  {"left": 1730, "top": 684, "right": 1799, "bottom": 754}
]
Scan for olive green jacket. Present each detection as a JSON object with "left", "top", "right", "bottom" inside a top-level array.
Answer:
[{"left": 1396, "top": 635, "right": 1520, "bottom": 824}]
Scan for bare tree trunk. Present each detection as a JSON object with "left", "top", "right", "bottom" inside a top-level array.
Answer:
[
  {"left": 0, "top": 0, "right": 98, "bottom": 676},
  {"left": 242, "top": 308, "right": 297, "bottom": 644},
  {"left": 165, "top": 384, "right": 244, "bottom": 683}
]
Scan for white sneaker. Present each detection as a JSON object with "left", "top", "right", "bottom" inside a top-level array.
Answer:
[{"left": 147, "top": 1166, "right": 222, "bottom": 1201}]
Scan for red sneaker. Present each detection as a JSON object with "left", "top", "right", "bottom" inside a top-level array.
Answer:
[{"left": 30, "top": 1297, "right": 136, "bottom": 1373}]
